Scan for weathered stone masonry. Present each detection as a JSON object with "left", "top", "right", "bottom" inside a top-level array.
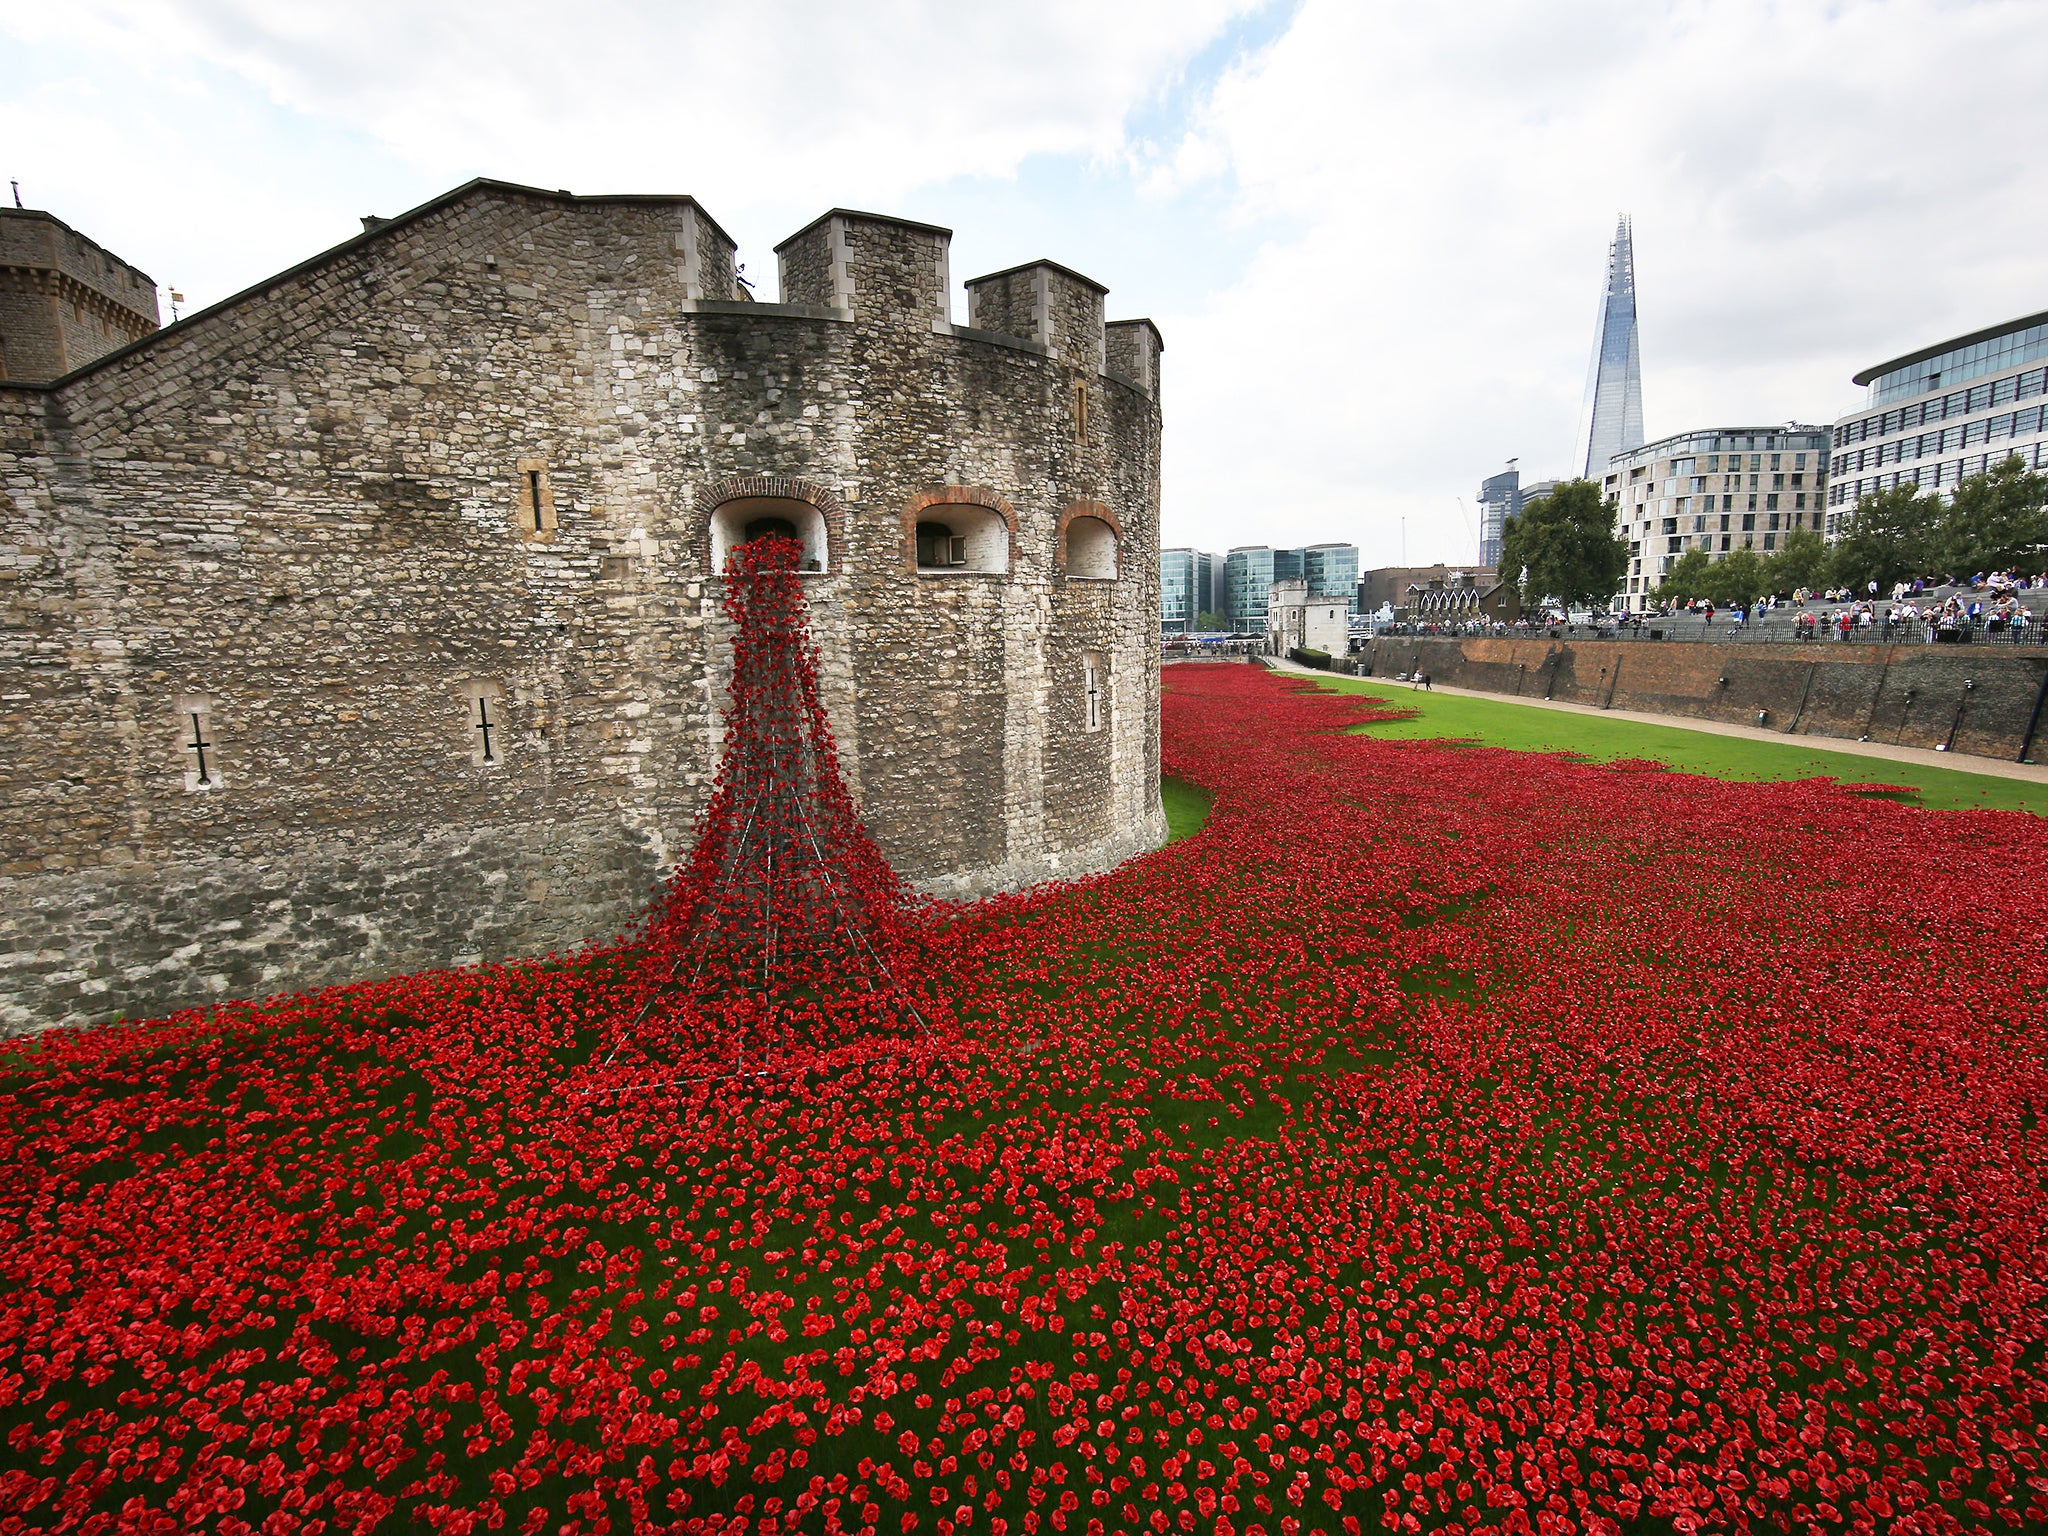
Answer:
[{"left": 0, "top": 180, "right": 1165, "bottom": 1031}]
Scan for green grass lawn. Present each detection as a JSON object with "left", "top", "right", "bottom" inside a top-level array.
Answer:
[
  {"left": 1305, "top": 673, "right": 2048, "bottom": 815},
  {"left": 1160, "top": 773, "right": 1214, "bottom": 839}
]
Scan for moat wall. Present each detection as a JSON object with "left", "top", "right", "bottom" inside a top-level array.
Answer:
[{"left": 1355, "top": 636, "right": 2048, "bottom": 761}]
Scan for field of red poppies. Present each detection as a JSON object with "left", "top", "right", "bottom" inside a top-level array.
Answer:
[{"left": 6, "top": 662, "right": 2048, "bottom": 1535}]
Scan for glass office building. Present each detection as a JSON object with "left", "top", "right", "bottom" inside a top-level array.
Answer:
[
  {"left": 1302, "top": 543, "right": 1360, "bottom": 612},
  {"left": 1477, "top": 469, "right": 1518, "bottom": 569},
  {"left": 1827, "top": 311, "right": 2048, "bottom": 532},
  {"left": 1226, "top": 546, "right": 1303, "bottom": 634},
  {"left": 1223, "top": 544, "right": 1357, "bottom": 631},
  {"left": 1160, "top": 547, "right": 1222, "bottom": 634},
  {"left": 1575, "top": 216, "right": 1646, "bottom": 480}
]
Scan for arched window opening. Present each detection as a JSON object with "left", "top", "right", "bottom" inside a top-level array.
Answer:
[
  {"left": 916, "top": 521, "right": 963, "bottom": 567},
  {"left": 745, "top": 515, "right": 800, "bottom": 542},
  {"left": 710, "top": 496, "right": 829, "bottom": 573},
  {"left": 913, "top": 503, "right": 1009, "bottom": 575},
  {"left": 1065, "top": 515, "right": 1118, "bottom": 580}
]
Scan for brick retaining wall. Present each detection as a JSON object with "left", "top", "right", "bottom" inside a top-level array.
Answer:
[{"left": 1355, "top": 637, "right": 2048, "bottom": 761}]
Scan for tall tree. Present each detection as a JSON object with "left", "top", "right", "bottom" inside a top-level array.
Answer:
[
  {"left": 1930, "top": 455, "right": 2048, "bottom": 574},
  {"left": 1766, "top": 527, "right": 1827, "bottom": 594},
  {"left": 1827, "top": 483, "right": 1940, "bottom": 592},
  {"left": 1500, "top": 479, "right": 1629, "bottom": 610},
  {"left": 1654, "top": 547, "right": 1712, "bottom": 603},
  {"left": 1703, "top": 546, "right": 1768, "bottom": 607}
]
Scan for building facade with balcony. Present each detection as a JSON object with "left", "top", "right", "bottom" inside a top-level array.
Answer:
[{"left": 1603, "top": 426, "right": 1831, "bottom": 611}]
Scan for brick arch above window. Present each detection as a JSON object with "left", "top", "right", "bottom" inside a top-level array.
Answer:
[
  {"left": 695, "top": 474, "right": 846, "bottom": 575},
  {"left": 902, "top": 486, "right": 1018, "bottom": 576},
  {"left": 1056, "top": 500, "right": 1123, "bottom": 579}
]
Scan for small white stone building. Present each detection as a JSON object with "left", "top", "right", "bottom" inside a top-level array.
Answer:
[{"left": 1265, "top": 579, "right": 1350, "bottom": 657}]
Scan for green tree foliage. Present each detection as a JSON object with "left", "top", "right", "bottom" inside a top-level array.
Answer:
[
  {"left": 1929, "top": 455, "right": 2048, "bottom": 575},
  {"left": 1649, "top": 461, "right": 2044, "bottom": 613},
  {"left": 1655, "top": 547, "right": 1712, "bottom": 603},
  {"left": 1500, "top": 479, "right": 1629, "bottom": 609},
  {"left": 1704, "top": 547, "right": 1768, "bottom": 607},
  {"left": 1197, "top": 610, "right": 1228, "bottom": 632},
  {"left": 1653, "top": 530, "right": 1825, "bottom": 608},
  {"left": 1769, "top": 527, "right": 1828, "bottom": 593},
  {"left": 1826, "top": 483, "right": 1940, "bottom": 592}
]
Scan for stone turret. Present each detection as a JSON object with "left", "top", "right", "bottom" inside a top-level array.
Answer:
[
  {"left": 773, "top": 209, "right": 951, "bottom": 323},
  {"left": 0, "top": 178, "right": 1165, "bottom": 1032},
  {"left": 1106, "top": 319, "right": 1163, "bottom": 400},
  {"left": 965, "top": 260, "right": 1107, "bottom": 372},
  {"left": 0, "top": 208, "right": 159, "bottom": 383}
]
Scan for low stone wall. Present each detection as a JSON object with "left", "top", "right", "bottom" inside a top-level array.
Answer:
[{"left": 1354, "top": 636, "right": 2048, "bottom": 762}]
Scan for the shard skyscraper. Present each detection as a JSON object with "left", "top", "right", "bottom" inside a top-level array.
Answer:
[{"left": 1575, "top": 216, "right": 1645, "bottom": 480}]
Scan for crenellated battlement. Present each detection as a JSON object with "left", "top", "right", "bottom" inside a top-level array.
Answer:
[
  {"left": 965, "top": 261, "right": 1107, "bottom": 373},
  {"left": 1106, "top": 319, "right": 1164, "bottom": 399},
  {"left": 774, "top": 209, "right": 952, "bottom": 324}
]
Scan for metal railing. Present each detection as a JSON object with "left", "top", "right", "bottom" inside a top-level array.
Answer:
[{"left": 1359, "top": 618, "right": 2048, "bottom": 647}]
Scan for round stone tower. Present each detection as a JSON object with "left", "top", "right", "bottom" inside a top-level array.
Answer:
[{"left": 0, "top": 182, "right": 1165, "bottom": 1028}]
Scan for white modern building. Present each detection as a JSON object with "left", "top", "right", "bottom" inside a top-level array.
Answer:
[
  {"left": 1603, "top": 425, "right": 1831, "bottom": 610},
  {"left": 1827, "top": 311, "right": 2048, "bottom": 533}
]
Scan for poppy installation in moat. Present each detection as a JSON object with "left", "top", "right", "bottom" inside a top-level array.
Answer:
[{"left": 4, "top": 584, "right": 2048, "bottom": 1534}]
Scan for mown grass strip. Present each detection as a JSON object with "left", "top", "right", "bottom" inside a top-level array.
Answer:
[
  {"left": 1161, "top": 773, "right": 1215, "bottom": 840},
  {"left": 1307, "top": 674, "right": 2048, "bottom": 815}
]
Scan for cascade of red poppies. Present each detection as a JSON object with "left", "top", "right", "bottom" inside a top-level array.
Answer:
[{"left": 617, "top": 533, "right": 929, "bottom": 1076}]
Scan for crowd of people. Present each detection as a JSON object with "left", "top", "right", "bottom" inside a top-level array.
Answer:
[{"left": 1350, "top": 568, "right": 2048, "bottom": 646}]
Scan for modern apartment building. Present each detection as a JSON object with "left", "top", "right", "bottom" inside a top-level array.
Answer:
[
  {"left": 1603, "top": 426, "right": 1831, "bottom": 610},
  {"left": 1477, "top": 468, "right": 1517, "bottom": 569},
  {"left": 1826, "top": 311, "right": 2048, "bottom": 534},
  {"left": 1160, "top": 547, "right": 1223, "bottom": 634}
]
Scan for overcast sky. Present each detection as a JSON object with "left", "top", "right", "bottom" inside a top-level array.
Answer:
[{"left": 7, "top": 0, "right": 2046, "bottom": 566}]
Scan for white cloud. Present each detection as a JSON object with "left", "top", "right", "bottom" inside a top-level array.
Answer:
[
  {"left": 2, "top": 0, "right": 1259, "bottom": 309},
  {"left": 8, "top": 0, "right": 2045, "bottom": 574},
  {"left": 1152, "top": 0, "right": 2048, "bottom": 565}
]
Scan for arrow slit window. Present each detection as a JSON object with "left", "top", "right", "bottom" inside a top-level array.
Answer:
[
  {"left": 515, "top": 458, "right": 557, "bottom": 542},
  {"left": 177, "top": 695, "right": 222, "bottom": 791},
  {"left": 1081, "top": 651, "right": 1106, "bottom": 733},
  {"left": 459, "top": 680, "right": 507, "bottom": 767}
]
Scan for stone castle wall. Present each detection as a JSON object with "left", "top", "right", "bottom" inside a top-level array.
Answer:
[{"left": 0, "top": 181, "right": 1164, "bottom": 1032}]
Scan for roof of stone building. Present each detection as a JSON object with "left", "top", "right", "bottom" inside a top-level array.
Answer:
[
  {"left": 966, "top": 257, "right": 1109, "bottom": 295},
  {"left": 1, "top": 178, "right": 734, "bottom": 392},
  {"left": 772, "top": 207, "right": 953, "bottom": 253},
  {"left": 1108, "top": 317, "right": 1164, "bottom": 348},
  {"left": 0, "top": 205, "right": 158, "bottom": 287}
]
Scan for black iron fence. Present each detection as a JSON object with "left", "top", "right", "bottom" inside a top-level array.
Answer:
[{"left": 1360, "top": 619, "right": 2048, "bottom": 647}]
